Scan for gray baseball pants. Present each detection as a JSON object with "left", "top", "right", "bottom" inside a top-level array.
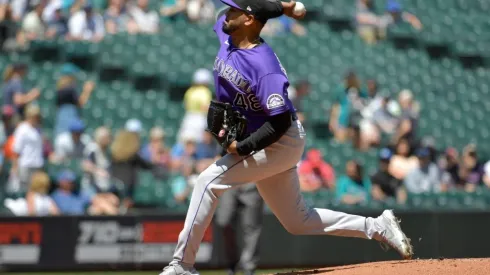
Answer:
[{"left": 172, "top": 121, "right": 384, "bottom": 265}]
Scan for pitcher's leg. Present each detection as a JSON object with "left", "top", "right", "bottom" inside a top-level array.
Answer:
[
  {"left": 172, "top": 172, "right": 221, "bottom": 266},
  {"left": 172, "top": 148, "right": 300, "bottom": 266},
  {"left": 256, "top": 168, "right": 383, "bottom": 239}
]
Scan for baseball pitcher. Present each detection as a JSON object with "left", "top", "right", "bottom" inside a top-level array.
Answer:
[{"left": 160, "top": 1, "right": 413, "bottom": 274}]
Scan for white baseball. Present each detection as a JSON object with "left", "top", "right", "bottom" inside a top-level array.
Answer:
[{"left": 293, "top": 2, "right": 306, "bottom": 16}]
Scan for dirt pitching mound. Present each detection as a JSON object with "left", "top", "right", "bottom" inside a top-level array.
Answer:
[{"left": 272, "top": 258, "right": 490, "bottom": 275}]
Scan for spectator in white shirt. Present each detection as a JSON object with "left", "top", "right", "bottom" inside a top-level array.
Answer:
[
  {"left": 11, "top": 104, "right": 44, "bottom": 193},
  {"left": 4, "top": 170, "right": 59, "bottom": 216},
  {"left": 359, "top": 94, "right": 400, "bottom": 150},
  {"left": 68, "top": 4, "right": 105, "bottom": 42},
  {"left": 42, "top": 0, "right": 64, "bottom": 23},
  {"left": 81, "top": 126, "right": 113, "bottom": 196},
  {"left": 129, "top": 0, "right": 159, "bottom": 34},
  {"left": 360, "top": 80, "right": 382, "bottom": 120},
  {"left": 21, "top": 0, "right": 48, "bottom": 43},
  {"left": 54, "top": 119, "right": 92, "bottom": 161},
  {"left": 10, "top": 0, "right": 29, "bottom": 21},
  {"left": 404, "top": 148, "right": 443, "bottom": 194}
]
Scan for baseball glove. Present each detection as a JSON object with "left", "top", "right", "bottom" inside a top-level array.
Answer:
[{"left": 206, "top": 100, "right": 247, "bottom": 150}]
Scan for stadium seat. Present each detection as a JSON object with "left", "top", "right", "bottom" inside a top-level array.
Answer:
[{"left": 408, "top": 193, "right": 437, "bottom": 210}]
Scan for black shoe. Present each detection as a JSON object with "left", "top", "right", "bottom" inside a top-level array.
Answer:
[{"left": 227, "top": 269, "right": 236, "bottom": 275}]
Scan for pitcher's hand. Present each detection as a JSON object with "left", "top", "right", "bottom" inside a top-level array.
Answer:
[{"left": 282, "top": 1, "right": 306, "bottom": 20}]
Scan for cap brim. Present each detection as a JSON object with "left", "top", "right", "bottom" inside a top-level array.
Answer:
[{"left": 220, "top": 0, "right": 243, "bottom": 11}]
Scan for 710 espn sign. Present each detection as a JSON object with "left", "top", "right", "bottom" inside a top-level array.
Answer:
[{"left": 75, "top": 220, "right": 213, "bottom": 264}]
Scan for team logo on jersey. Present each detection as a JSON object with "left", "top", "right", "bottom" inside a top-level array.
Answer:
[{"left": 266, "top": 94, "right": 285, "bottom": 110}]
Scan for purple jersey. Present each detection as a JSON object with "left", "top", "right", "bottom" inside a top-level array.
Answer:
[{"left": 213, "top": 14, "right": 295, "bottom": 133}]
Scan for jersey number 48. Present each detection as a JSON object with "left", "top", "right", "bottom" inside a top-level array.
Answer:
[{"left": 233, "top": 93, "right": 262, "bottom": 111}]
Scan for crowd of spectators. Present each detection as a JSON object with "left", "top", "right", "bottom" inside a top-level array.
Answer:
[
  {"left": 297, "top": 66, "right": 490, "bottom": 206},
  {"left": 0, "top": 0, "right": 308, "bottom": 51},
  {"left": 0, "top": 61, "right": 226, "bottom": 216},
  {"left": 0, "top": 0, "right": 226, "bottom": 50},
  {"left": 328, "top": 70, "right": 419, "bottom": 151},
  {"left": 355, "top": 0, "right": 422, "bottom": 45},
  {"left": 2, "top": 61, "right": 488, "bottom": 217}
]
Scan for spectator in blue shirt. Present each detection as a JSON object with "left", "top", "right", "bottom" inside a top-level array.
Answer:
[
  {"left": 195, "top": 130, "right": 220, "bottom": 173},
  {"left": 54, "top": 63, "right": 95, "bottom": 136},
  {"left": 195, "top": 130, "right": 220, "bottom": 160},
  {"left": 51, "top": 169, "right": 119, "bottom": 215},
  {"left": 51, "top": 170, "right": 91, "bottom": 215},
  {"left": 171, "top": 136, "right": 197, "bottom": 169},
  {"left": 2, "top": 63, "right": 40, "bottom": 118},
  {"left": 336, "top": 160, "right": 372, "bottom": 205}
]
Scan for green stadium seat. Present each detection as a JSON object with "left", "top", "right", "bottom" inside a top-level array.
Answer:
[
  {"left": 436, "top": 190, "right": 463, "bottom": 209},
  {"left": 408, "top": 193, "right": 437, "bottom": 210},
  {"left": 323, "top": 0, "right": 353, "bottom": 21},
  {"left": 366, "top": 200, "right": 384, "bottom": 211}
]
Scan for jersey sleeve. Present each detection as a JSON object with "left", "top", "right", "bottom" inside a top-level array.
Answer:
[
  {"left": 255, "top": 73, "right": 291, "bottom": 116},
  {"left": 213, "top": 8, "right": 229, "bottom": 45}
]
